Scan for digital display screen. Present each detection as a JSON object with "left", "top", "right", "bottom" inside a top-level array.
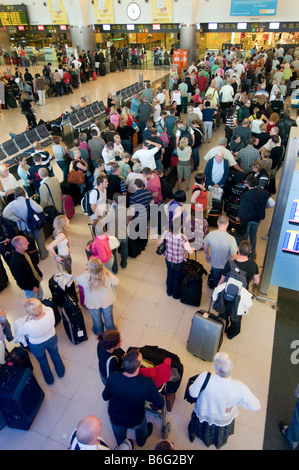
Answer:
[
  {"left": 282, "top": 230, "right": 299, "bottom": 255},
  {"left": 0, "top": 5, "right": 29, "bottom": 26},
  {"left": 289, "top": 200, "right": 299, "bottom": 225}
]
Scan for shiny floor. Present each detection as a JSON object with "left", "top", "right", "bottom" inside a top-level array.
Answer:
[{"left": 0, "top": 64, "right": 278, "bottom": 450}]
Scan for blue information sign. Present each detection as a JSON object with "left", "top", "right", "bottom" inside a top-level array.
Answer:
[{"left": 230, "top": 0, "right": 278, "bottom": 16}]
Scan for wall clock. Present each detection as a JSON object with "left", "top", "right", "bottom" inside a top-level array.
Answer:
[{"left": 127, "top": 2, "right": 141, "bottom": 21}]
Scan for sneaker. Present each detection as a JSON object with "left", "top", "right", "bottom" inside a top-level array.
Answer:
[
  {"left": 279, "top": 420, "right": 288, "bottom": 437},
  {"left": 261, "top": 234, "right": 269, "bottom": 240},
  {"left": 115, "top": 438, "right": 134, "bottom": 450}
]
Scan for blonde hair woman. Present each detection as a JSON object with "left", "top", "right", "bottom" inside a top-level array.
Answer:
[
  {"left": 18, "top": 298, "right": 65, "bottom": 384},
  {"left": 121, "top": 106, "right": 133, "bottom": 127},
  {"left": 177, "top": 136, "right": 192, "bottom": 191},
  {"left": 47, "top": 215, "right": 72, "bottom": 274},
  {"left": 113, "top": 134, "right": 124, "bottom": 159},
  {"left": 76, "top": 257, "right": 119, "bottom": 335},
  {"left": 110, "top": 105, "right": 120, "bottom": 128}
]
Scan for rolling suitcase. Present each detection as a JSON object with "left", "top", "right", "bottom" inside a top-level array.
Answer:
[
  {"left": 0, "top": 365, "right": 44, "bottom": 430},
  {"left": 5, "top": 347, "right": 33, "bottom": 371},
  {"left": 48, "top": 275, "right": 78, "bottom": 307},
  {"left": 187, "top": 302, "right": 226, "bottom": 362},
  {"left": 61, "top": 295, "right": 88, "bottom": 345},
  {"left": 207, "top": 198, "right": 223, "bottom": 227},
  {"left": 60, "top": 182, "right": 81, "bottom": 206},
  {"left": 61, "top": 194, "right": 75, "bottom": 220},
  {"left": 180, "top": 254, "right": 207, "bottom": 307}
]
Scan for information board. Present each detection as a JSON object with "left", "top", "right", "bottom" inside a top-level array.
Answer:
[
  {"left": 0, "top": 5, "right": 29, "bottom": 26},
  {"left": 230, "top": 0, "right": 278, "bottom": 16}
]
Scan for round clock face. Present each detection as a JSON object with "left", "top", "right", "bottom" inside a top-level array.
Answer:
[{"left": 127, "top": 2, "right": 141, "bottom": 21}]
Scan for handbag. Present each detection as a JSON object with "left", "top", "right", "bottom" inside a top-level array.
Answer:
[
  {"left": 184, "top": 372, "right": 211, "bottom": 404},
  {"left": 156, "top": 240, "right": 166, "bottom": 255},
  {"left": 67, "top": 169, "right": 85, "bottom": 185}
]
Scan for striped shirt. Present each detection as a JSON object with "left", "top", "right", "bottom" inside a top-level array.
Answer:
[{"left": 130, "top": 189, "right": 153, "bottom": 223}]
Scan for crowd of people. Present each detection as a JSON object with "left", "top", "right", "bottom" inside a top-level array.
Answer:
[{"left": 0, "top": 41, "right": 298, "bottom": 451}]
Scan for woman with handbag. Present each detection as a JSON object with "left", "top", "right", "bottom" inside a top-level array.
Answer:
[
  {"left": 76, "top": 257, "right": 119, "bottom": 335},
  {"left": 47, "top": 215, "right": 72, "bottom": 274},
  {"left": 187, "top": 352, "right": 261, "bottom": 449},
  {"left": 157, "top": 219, "right": 193, "bottom": 299},
  {"left": 67, "top": 148, "right": 88, "bottom": 193}
]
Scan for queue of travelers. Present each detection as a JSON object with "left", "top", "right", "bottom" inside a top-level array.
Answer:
[{"left": 0, "top": 41, "right": 298, "bottom": 451}]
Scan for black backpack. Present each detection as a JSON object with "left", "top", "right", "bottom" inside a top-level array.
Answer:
[
  {"left": 179, "top": 127, "right": 193, "bottom": 146},
  {"left": 81, "top": 188, "right": 99, "bottom": 216},
  {"left": 224, "top": 260, "right": 247, "bottom": 302}
]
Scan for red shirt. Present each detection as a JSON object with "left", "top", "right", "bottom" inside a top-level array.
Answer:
[
  {"left": 63, "top": 72, "right": 70, "bottom": 84},
  {"left": 197, "top": 75, "right": 208, "bottom": 92}
]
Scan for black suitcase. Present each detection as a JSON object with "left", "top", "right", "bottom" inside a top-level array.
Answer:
[
  {"left": 5, "top": 347, "right": 33, "bottom": 371},
  {"left": 61, "top": 295, "right": 88, "bottom": 345},
  {"left": 207, "top": 198, "right": 223, "bottom": 227},
  {"left": 48, "top": 275, "right": 78, "bottom": 307},
  {"left": 110, "top": 59, "right": 116, "bottom": 73},
  {"left": 42, "top": 298, "right": 61, "bottom": 326},
  {"left": 163, "top": 166, "right": 177, "bottom": 189},
  {"left": 128, "top": 237, "right": 141, "bottom": 258},
  {"left": 0, "top": 365, "right": 44, "bottom": 430},
  {"left": 227, "top": 202, "right": 243, "bottom": 234},
  {"left": 187, "top": 306, "right": 226, "bottom": 362},
  {"left": 99, "top": 64, "right": 106, "bottom": 76},
  {"left": 180, "top": 255, "right": 207, "bottom": 307},
  {"left": 128, "top": 345, "right": 184, "bottom": 394}
]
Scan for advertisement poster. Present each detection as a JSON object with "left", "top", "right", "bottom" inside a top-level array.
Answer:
[
  {"left": 49, "top": 0, "right": 69, "bottom": 24},
  {"left": 173, "top": 49, "right": 188, "bottom": 75},
  {"left": 152, "top": 0, "right": 173, "bottom": 24},
  {"left": 230, "top": 0, "right": 278, "bottom": 16},
  {"left": 94, "top": 0, "right": 114, "bottom": 24}
]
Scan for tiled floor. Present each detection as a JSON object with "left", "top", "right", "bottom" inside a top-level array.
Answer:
[{"left": 0, "top": 64, "right": 278, "bottom": 450}]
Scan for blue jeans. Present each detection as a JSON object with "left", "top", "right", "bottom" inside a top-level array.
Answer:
[
  {"left": 243, "top": 220, "right": 260, "bottom": 258},
  {"left": 165, "top": 259, "right": 183, "bottom": 299},
  {"left": 29, "top": 334, "right": 65, "bottom": 384},
  {"left": 88, "top": 304, "right": 116, "bottom": 335},
  {"left": 285, "top": 399, "right": 299, "bottom": 449},
  {"left": 111, "top": 416, "right": 149, "bottom": 446},
  {"left": 25, "top": 284, "right": 43, "bottom": 301},
  {"left": 155, "top": 158, "right": 163, "bottom": 170},
  {"left": 210, "top": 267, "right": 223, "bottom": 288}
]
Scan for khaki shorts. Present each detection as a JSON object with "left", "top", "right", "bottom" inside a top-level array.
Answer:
[{"left": 177, "top": 160, "right": 191, "bottom": 180}]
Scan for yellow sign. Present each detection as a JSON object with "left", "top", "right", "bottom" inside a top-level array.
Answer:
[
  {"left": 152, "top": 0, "right": 173, "bottom": 24},
  {"left": 94, "top": 0, "right": 114, "bottom": 24},
  {"left": 49, "top": 0, "right": 68, "bottom": 24}
]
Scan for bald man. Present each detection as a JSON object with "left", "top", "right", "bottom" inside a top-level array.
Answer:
[{"left": 69, "top": 415, "right": 133, "bottom": 450}]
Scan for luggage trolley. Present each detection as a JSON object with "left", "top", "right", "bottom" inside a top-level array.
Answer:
[{"left": 142, "top": 361, "right": 171, "bottom": 440}]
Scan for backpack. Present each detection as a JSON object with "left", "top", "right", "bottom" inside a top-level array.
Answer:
[
  {"left": 159, "top": 131, "right": 170, "bottom": 148},
  {"left": 81, "top": 188, "right": 99, "bottom": 216},
  {"left": 179, "top": 127, "right": 193, "bottom": 146},
  {"left": 25, "top": 199, "right": 46, "bottom": 231},
  {"left": 224, "top": 261, "right": 247, "bottom": 302},
  {"left": 237, "top": 106, "right": 245, "bottom": 123}
]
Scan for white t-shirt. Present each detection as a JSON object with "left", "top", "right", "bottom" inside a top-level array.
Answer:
[
  {"left": 220, "top": 84, "right": 234, "bottom": 103},
  {"left": 102, "top": 147, "right": 115, "bottom": 172},
  {"left": 133, "top": 147, "right": 158, "bottom": 170},
  {"left": 89, "top": 187, "right": 107, "bottom": 220},
  {"left": 19, "top": 307, "right": 55, "bottom": 345}
]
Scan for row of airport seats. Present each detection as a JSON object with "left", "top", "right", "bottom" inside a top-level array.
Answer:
[
  {"left": 0, "top": 81, "right": 146, "bottom": 171},
  {"left": 0, "top": 124, "right": 54, "bottom": 167}
]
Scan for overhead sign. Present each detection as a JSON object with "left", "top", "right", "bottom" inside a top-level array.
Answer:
[
  {"left": 230, "top": 0, "right": 278, "bottom": 16},
  {"left": 0, "top": 4, "right": 29, "bottom": 26}
]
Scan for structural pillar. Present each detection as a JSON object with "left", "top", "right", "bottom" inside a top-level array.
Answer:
[
  {"left": 70, "top": 26, "right": 96, "bottom": 55},
  {"left": 180, "top": 24, "right": 197, "bottom": 66}
]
